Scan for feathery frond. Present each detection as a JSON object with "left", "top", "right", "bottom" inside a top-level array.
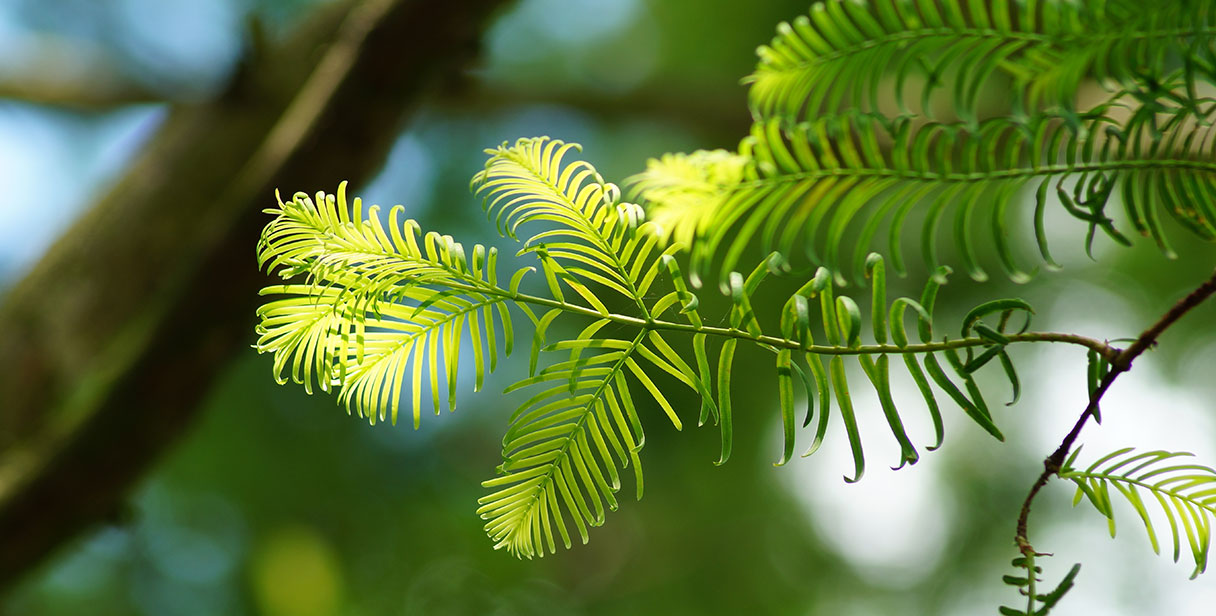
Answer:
[
  {"left": 255, "top": 184, "right": 514, "bottom": 426},
  {"left": 477, "top": 329, "right": 688, "bottom": 558},
  {"left": 462, "top": 137, "right": 704, "bottom": 557},
  {"left": 634, "top": 105, "right": 1216, "bottom": 286},
  {"left": 627, "top": 149, "right": 748, "bottom": 247},
  {"left": 747, "top": 0, "right": 1216, "bottom": 123},
  {"left": 1061, "top": 447, "right": 1216, "bottom": 578},
  {"left": 473, "top": 137, "right": 658, "bottom": 310}
]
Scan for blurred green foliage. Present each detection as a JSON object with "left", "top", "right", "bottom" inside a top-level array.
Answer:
[{"left": 3, "top": 1, "right": 1216, "bottom": 615}]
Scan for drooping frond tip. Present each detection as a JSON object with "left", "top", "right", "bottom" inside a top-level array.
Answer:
[{"left": 720, "top": 254, "right": 1027, "bottom": 481}]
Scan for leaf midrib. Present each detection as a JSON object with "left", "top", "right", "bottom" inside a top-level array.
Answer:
[
  {"left": 1063, "top": 470, "right": 1216, "bottom": 516},
  {"left": 740, "top": 158, "right": 1216, "bottom": 188},
  {"left": 755, "top": 25, "right": 1216, "bottom": 74}
]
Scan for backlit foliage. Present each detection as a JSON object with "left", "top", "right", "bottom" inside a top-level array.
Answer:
[{"left": 255, "top": 1, "right": 1216, "bottom": 612}]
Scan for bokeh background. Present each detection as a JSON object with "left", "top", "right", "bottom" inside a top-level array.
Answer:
[{"left": 2, "top": 1, "right": 1215, "bottom": 614}]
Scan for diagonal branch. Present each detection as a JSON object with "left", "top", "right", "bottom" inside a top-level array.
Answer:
[
  {"left": 1015, "top": 266, "right": 1216, "bottom": 557},
  {"left": 0, "top": 0, "right": 511, "bottom": 590}
]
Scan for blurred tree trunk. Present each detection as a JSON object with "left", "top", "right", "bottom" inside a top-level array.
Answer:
[{"left": 0, "top": 0, "right": 510, "bottom": 590}]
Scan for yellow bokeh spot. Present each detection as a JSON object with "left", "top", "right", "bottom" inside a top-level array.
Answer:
[{"left": 250, "top": 525, "right": 343, "bottom": 616}]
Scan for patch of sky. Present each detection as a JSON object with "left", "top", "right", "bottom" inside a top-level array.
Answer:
[
  {"left": 0, "top": 103, "right": 164, "bottom": 287},
  {"left": 483, "top": 0, "right": 658, "bottom": 95},
  {"left": 113, "top": 0, "right": 243, "bottom": 98},
  {"left": 780, "top": 360, "right": 956, "bottom": 589}
]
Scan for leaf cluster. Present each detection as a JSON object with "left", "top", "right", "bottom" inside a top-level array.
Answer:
[
  {"left": 632, "top": 0, "right": 1216, "bottom": 285},
  {"left": 251, "top": 1, "right": 1216, "bottom": 612},
  {"left": 1062, "top": 447, "right": 1216, "bottom": 578},
  {"left": 255, "top": 138, "right": 1082, "bottom": 559}
]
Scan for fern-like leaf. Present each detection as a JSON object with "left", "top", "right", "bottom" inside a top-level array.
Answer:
[
  {"left": 473, "top": 137, "right": 656, "bottom": 309},
  {"left": 255, "top": 184, "right": 513, "bottom": 426},
  {"left": 634, "top": 106, "right": 1216, "bottom": 286},
  {"left": 471, "top": 138, "right": 707, "bottom": 557},
  {"left": 1061, "top": 446, "right": 1216, "bottom": 578},
  {"left": 476, "top": 249, "right": 1029, "bottom": 556},
  {"left": 748, "top": 0, "right": 1216, "bottom": 123},
  {"left": 477, "top": 329, "right": 695, "bottom": 557}
]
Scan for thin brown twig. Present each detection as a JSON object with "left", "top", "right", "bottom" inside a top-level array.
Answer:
[{"left": 1015, "top": 267, "right": 1216, "bottom": 557}]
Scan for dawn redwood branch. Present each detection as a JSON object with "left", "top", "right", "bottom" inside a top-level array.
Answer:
[{"left": 1015, "top": 266, "right": 1216, "bottom": 556}]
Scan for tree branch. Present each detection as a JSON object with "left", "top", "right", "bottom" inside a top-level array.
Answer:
[
  {"left": 1015, "top": 267, "right": 1216, "bottom": 556},
  {"left": 0, "top": 76, "right": 164, "bottom": 109},
  {"left": 0, "top": 0, "right": 511, "bottom": 590},
  {"left": 0, "top": 34, "right": 166, "bottom": 109}
]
